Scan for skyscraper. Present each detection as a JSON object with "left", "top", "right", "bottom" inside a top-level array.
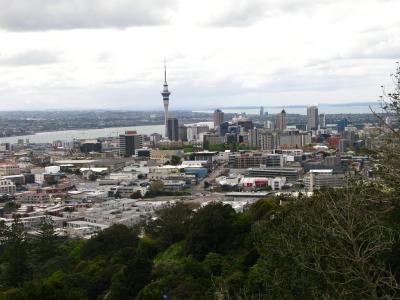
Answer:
[
  {"left": 167, "top": 118, "right": 179, "bottom": 141},
  {"left": 178, "top": 124, "right": 187, "bottom": 141},
  {"left": 218, "top": 121, "right": 229, "bottom": 137},
  {"left": 275, "top": 109, "right": 287, "bottom": 131},
  {"left": 319, "top": 113, "right": 326, "bottom": 129},
  {"left": 161, "top": 63, "right": 171, "bottom": 137},
  {"left": 119, "top": 131, "right": 143, "bottom": 157},
  {"left": 307, "top": 105, "right": 319, "bottom": 130},
  {"left": 260, "top": 106, "right": 264, "bottom": 117},
  {"left": 337, "top": 118, "right": 349, "bottom": 133},
  {"left": 213, "top": 109, "right": 224, "bottom": 129}
]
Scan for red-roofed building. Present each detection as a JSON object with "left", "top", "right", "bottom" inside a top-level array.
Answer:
[
  {"left": 15, "top": 191, "right": 50, "bottom": 204},
  {"left": 327, "top": 136, "right": 341, "bottom": 150},
  {"left": 0, "top": 162, "right": 20, "bottom": 176}
]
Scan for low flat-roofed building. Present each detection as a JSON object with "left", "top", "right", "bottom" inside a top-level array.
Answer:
[
  {"left": 108, "top": 186, "right": 146, "bottom": 198},
  {"left": 66, "top": 220, "right": 109, "bottom": 238},
  {"left": 148, "top": 165, "right": 181, "bottom": 180},
  {"left": 224, "top": 191, "right": 272, "bottom": 199},
  {"left": 180, "top": 160, "right": 208, "bottom": 168},
  {"left": 304, "top": 169, "right": 345, "bottom": 192},
  {"left": 0, "top": 215, "right": 65, "bottom": 230},
  {"left": 240, "top": 176, "right": 286, "bottom": 191},
  {"left": 54, "top": 160, "right": 99, "bottom": 167},
  {"left": 162, "top": 180, "right": 187, "bottom": 192},
  {"left": 247, "top": 167, "right": 303, "bottom": 183},
  {"left": 150, "top": 150, "right": 184, "bottom": 163},
  {"left": 229, "top": 152, "right": 283, "bottom": 169},
  {"left": 190, "top": 151, "right": 218, "bottom": 164},
  {"left": 80, "top": 168, "right": 109, "bottom": 179},
  {"left": 1, "top": 174, "right": 25, "bottom": 186},
  {"left": 108, "top": 172, "right": 138, "bottom": 181}
]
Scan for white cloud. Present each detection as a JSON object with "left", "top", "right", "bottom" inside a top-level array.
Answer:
[
  {"left": 0, "top": 0, "right": 176, "bottom": 31},
  {"left": 0, "top": 50, "right": 60, "bottom": 66},
  {"left": 0, "top": 0, "right": 399, "bottom": 110}
]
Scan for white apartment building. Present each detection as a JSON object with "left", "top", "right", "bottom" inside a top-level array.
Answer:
[
  {"left": 304, "top": 169, "right": 345, "bottom": 192},
  {"left": 0, "top": 179, "right": 16, "bottom": 195}
]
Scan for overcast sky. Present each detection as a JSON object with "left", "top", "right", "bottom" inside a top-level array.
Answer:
[{"left": 0, "top": 0, "right": 398, "bottom": 111}]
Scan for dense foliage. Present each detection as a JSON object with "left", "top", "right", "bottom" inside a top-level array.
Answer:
[{"left": 1, "top": 184, "right": 399, "bottom": 300}]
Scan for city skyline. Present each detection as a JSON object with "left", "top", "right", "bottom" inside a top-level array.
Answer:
[
  {"left": 0, "top": 2, "right": 399, "bottom": 298},
  {"left": 0, "top": 0, "right": 399, "bottom": 110}
]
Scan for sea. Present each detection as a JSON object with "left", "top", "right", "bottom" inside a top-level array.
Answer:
[{"left": 0, "top": 122, "right": 214, "bottom": 144}]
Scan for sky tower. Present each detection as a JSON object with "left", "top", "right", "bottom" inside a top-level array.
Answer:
[{"left": 161, "top": 62, "right": 171, "bottom": 137}]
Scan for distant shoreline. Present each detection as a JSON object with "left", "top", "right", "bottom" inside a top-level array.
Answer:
[{"left": 213, "top": 102, "right": 379, "bottom": 110}]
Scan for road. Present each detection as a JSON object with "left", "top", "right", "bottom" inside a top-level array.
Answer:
[{"left": 192, "top": 162, "right": 228, "bottom": 195}]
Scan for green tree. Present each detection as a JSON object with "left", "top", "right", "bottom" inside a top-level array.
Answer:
[
  {"left": 80, "top": 224, "right": 139, "bottom": 259},
  {"left": 33, "top": 216, "right": 59, "bottom": 263},
  {"left": 170, "top": 155, "right": 182, "bottom": 166},
  {"left": 185, "top": 202, "right": 236, "bottom": 260},
  {"left": 109, "top": 255, "right": 152, "bottom": 300},
  {"left": 1, "top": 218, "right": 30, "bottom": 287},
  {"left": 253, "top": 183, "right": 399, "bottom": 299},
  {"left": 3, "top": 201, "right": 20, "bottom": 214},
  {"left": 145, "top": 202, "right": 192, "bottom": 250},
  {"left": 249, "top": 198, "right": 279, "bottom": 221}
]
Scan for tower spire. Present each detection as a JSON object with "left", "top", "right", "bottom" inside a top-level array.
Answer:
[
  {"left": 161, "top": 59, "right": 171, "bottom": 138},
  {"left": 164, "top": 58, "right": 167, "bottom": 83}
]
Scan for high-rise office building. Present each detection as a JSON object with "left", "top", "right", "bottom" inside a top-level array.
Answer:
[
  {"left": 259, "top": 131, "right": 279, "bottom": 150},
  {"left": 337, "top": 118, "right": 349, "bottom": 133},
  {"left": 213, "top": 109, "right": 224, "bottom": 129},
  {"left": 119, "top": 131, "right": 143, "bottom": 157},
  {"left": 167, "top": 118, "right": 179, "bottom": 141},
  {"left": 275, "top": 109, "right": 287, "bottom": 131},
  {"left": 237, "top": 120, "right": 253, "bottom": 132},
  {"left": 218, "top": 121, "right": 229, "bottom": 137},
  {"left": 161, "top": 63, "right": 171, "bottom": 137},
  {"left": 150, "top": 133, "right": 162, "bottom": 146},
  {"left": 319, "top": 113, "right": 326, "bottom": 129},
  {"left": 187, "top": 125, "right": 209, "bottom": 141},
  {"left": 178, "top": 124, "right": 187, "bottom": 141},
  {"left": 248, "top": 129, "right": 259, "bottom": 148},
  {"left": 339, "top": 139, "right": 349, "bottom": 153},
  {"left": 80, "top": 140, "right": 102, "bottom": 153},
  {"left": 264, "top": 120, "right": 273, "bottom": 130},
  {"left": 307, "top": 105, "right": 319, "bottom": 130},
  {"left": 279, "top": 130, "right": 312, "bottom": 148},
  {"left": 260, "top": 106, "right": 264, "bottom": 117}
]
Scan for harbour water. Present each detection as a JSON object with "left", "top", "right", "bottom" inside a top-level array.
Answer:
[
  {"left": 0, "top": 125, "right": 165, "bottom": 144},
  {"left": 0, "top": 122, "right": 214, "bottom": 144}
]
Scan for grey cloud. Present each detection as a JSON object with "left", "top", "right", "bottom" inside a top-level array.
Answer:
[
  {"left": 358, "top": 48, "right": 400, "bottom": 60},
  {"left": 343, "top": 41, "right": 400, "bottom": 61},
  {"left": 210, "top": 1, "right": 269, "bottom": 27},
  {"left": 0, "top": 0, "right": 176, "bottom": 31},
  {"left": 0, "top": 50, "right": 60, "bottom": 66},
  {"left": 208, "top": 0, "right": 335, "bottom": 27}
]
